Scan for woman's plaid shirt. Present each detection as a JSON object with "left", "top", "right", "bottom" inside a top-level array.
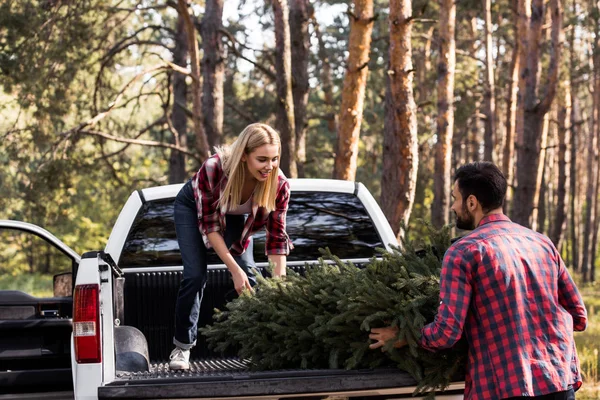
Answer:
[
  {"left": 419, "top": 214, "right": 587, "bottom": 400},
  {"left": 191, "top": 154, "right": 292, "bottom": 256}
]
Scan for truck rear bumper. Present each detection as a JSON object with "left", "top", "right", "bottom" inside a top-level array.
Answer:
[{"left": 98, "top": 366, "right": 464, "bottom": 399}]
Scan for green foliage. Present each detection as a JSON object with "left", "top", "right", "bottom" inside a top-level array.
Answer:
[
  {"left": 202, "top": 224, "right": 467, "bottom": 396},
  {"left": 0, "top": 272, "right": 53, "bottom": 297}
]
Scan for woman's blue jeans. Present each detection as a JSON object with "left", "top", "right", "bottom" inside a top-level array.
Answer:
[{"left": 173, "top": 180, "right": 257, "bottom": 349}]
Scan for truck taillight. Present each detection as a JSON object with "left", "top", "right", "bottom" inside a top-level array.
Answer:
[{"left": 73, "top": 284, "right": 101, "bottom": 363}]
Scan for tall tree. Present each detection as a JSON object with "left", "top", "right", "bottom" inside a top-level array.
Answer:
[
  {"left": 290, "top": 0, "right": 312, "bottom": 177},
  {"left": 273, "top": 0, "right": 297, "bottom": 177},
  {"left": 503, "top": 22, "right": 519, "bottom": 209},
  {"left": 432, "top": 0, "right": 456, "bottom": 228},
  {"left": 169, "top": 15, "right": 189, "bottom": 184},
  {"left": 586, "top": 6, "right": 600, "bottom": 282},
  {"left": 512, "top": 0, "right": 562, "bottom": 227},
  {"left": 333, "top": 0, "right": 375, "bottom": 181},
  {"left": 201, "top": 0, "right": 225, "bottom": 150},
  {"left": 550, "top": 79, "right": 571, "bottom": 248},
  {"left": 178, "top": 0, "right": 210, "bottom": 161},
  {"left": 381, "top": 0, "right": 419, "bottom": 239},
  {"left": 482, "top": 0, "right": 496, "bottom": 162}
]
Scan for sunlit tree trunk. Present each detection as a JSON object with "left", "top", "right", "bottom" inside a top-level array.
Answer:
[
  {"left": 512, "top": 0, "right": 562, "bottom": 227},
  {"left": 587, "top": 14, "right": 600, "bottom": 282},
  {"left": 482, "top": 0, "right": 496, "bottom": 162},
  {"left": 177, "top": 0, "right": 209, "bottom": 161},
  {"left": 201, "top": 0, "right": 224, "bottom": 150},
  {"left": 334, "top": 0, "right": 374, "bottom": 181},
  {"left": 381, "top": 0, "right": 418, "bottom": 239},
  {"left": 432, "top": 0, "right": 456, "bottom": 228},
  {"left": 272, "top": 0, "right": 297, "bottom": 177},
  {"left": 504, "top": 36, "right": 519, "bottom": 211},
  {"left": 550, "top": 79, "right": 571, "bottom": 248},
  {"left": 290, "top": 0, "right": 311, "bottom": 177},
  {"left": 532, "top": 113, "right": 549, "bottom": 232},
  {"left": 169, "top": 14, "right": 188, "bottom": 184}
]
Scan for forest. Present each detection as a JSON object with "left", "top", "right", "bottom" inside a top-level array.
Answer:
[{"left": 0, "top": 0, "right": 599, "bottom": 283}]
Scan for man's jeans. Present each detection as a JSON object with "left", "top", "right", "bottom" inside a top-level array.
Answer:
[{"left": 173, "top": 180, "right": 258, "bottom": 349}]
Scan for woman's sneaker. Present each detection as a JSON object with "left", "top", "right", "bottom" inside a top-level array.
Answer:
[{"left": 169, "top": 347, "right": 190, "bottom": 370}]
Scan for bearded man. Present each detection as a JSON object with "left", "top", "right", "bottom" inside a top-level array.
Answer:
[{"left": 369, "top": 162, "right": 587, "bottom": 400}]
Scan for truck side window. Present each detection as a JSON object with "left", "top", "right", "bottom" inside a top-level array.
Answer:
[
  {"left": 0, "top": 229, "right": 73, "bottom": 297},
  {"left": 119, "top": 192, "right": 383, "bottom": 268}
]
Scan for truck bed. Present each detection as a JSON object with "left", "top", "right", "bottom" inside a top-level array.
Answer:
[{"left": 101, "top": 358, "right": 464, "bottom": 399}]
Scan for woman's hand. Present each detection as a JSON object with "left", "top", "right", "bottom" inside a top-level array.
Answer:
[{"left": 231, "top": 267, "right": 254, "bottom": 295}]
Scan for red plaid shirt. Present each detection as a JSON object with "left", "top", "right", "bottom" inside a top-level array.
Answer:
[
  {"left": 191, "top": 154, "right": 292, "bottom": 256},
  {"left": 420, "top": 214, "right": 587, "bottom": 400}
]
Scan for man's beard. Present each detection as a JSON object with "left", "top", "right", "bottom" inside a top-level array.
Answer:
[{"left": 455, "top": 202, "right": 475, "bottom": 230}]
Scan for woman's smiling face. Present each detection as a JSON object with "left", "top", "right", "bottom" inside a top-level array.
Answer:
[{"left": 243, "top": 143, "right": 280, "bottom": 181}]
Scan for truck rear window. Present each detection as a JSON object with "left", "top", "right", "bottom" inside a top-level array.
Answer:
[{"left": 119, "top": 191, "right": 384, "bottom": 267}]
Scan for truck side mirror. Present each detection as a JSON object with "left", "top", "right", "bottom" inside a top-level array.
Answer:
[{"left": 54, "top": 272, "right": 73, "bottom": 297}]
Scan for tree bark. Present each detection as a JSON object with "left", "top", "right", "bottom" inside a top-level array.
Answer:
[
  {"left": 273, "top": 0, "right": 297, "bottom": 178},
  {"left": 593, "top": 19, "right": 600, "bottom": 283},
  {"left": 290, "top": 0, "right": 311, "bottom": 178},
  {"left": 432, "top": 0, "right": 456, "bottom": 228},
  {"left": 380, "top": 0, "right": 419, "bottom": 239},
  {"left": 169, "top": 14, "right": 189, "bottom": 184},
  {"left": 333, "top": 0, "right": 374, "bottom": 181},
  {"left": 201, "top": 0, "right": 224, "bottom": 151},
  {"left": 588, "top": 15, "right": 600, "bottom": 282},
  {"left": 177, "top": 0, "right": 210, "bottom": 161},
  {"left": 531, "top": 113, "right": 549, "bottom": 232},
  {"left": 482, "top": 0, "right": 496, "bottom": 162},
  {"left": 550, "top": 80, "right": 571, "bottom": 248},
  {"left": 503, "top": 31, "right": 519, "bottom": 209},
  {"left": 512, "top": 0, "right": 562, "bottom": 227},
  {"left": 581, "top": 104, "right": 597, "bottom": 282}
]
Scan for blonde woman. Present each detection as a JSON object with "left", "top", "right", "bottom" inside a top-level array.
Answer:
[{"left": 169, "top": 123, "right": 293, "bottom": 370}]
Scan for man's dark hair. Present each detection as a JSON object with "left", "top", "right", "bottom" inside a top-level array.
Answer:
[{"left": 454, "top": 162, "right": 507, "bottom": 212}]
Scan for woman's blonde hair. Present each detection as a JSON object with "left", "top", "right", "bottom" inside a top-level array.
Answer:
[{"left": 215, "top": 123, "right": 282, "bottom": 212}]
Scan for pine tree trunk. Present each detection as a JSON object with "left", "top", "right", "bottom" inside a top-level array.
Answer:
[
  {"left": 589, "top": 18, "right": 600, "bottom": 282},
  {"left": 273, "top": 0, "right": 297, "bottom": 178},
  {"left": 380, "top": 0, "right": 419, "bottom": 239},
  {"left": 290, "top": 0, "right": 311, "bottom": 178},
  {"left": 504, "top": 38, "right": 519, "bottom": 210},
  {"left": 432, "top": 0, "right": 456, "bottom": 228},
  {"left": 512, "top": 0, "right": 562, "bottom": 227},
  {"left": 313, "top": 19, "right": 337, "bottom": 133},
  {"left": 570, "top": 98, "right": 580, "bottom": 271},
  {"left": 581, "top": 109, "right": 597, "bottom": 283},
  {"left": 532, "top": 114, "right": 549, "bottom": 232},
  {"left": 201, "top": 0, "right": 224, "bottom": 150},
  {"left": 169, "top": 14, "right": 188, "bottom": 184},
  {"left": 333, "top": 0, "right": 374, "bottom": 181},
  {"left": 177, "top": 0, "right": 210, "bottom": 161},
  {"left": 550, "top": 80, "right": 571, "bottom": 248},
  {"left": 482, "top": 0, "right": 496, "bottom": 162}
]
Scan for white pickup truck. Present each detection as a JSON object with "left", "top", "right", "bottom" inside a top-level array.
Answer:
[{"left": 66, "top": 178, "right": 465, "bottom": 400}]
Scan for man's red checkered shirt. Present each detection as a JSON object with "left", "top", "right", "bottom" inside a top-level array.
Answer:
[
  {"left": 419, "top": 214, "right": 587, "bottom": 400},
  {"left": 191, "top": 154, "right": 292, "bottom": 256}
]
